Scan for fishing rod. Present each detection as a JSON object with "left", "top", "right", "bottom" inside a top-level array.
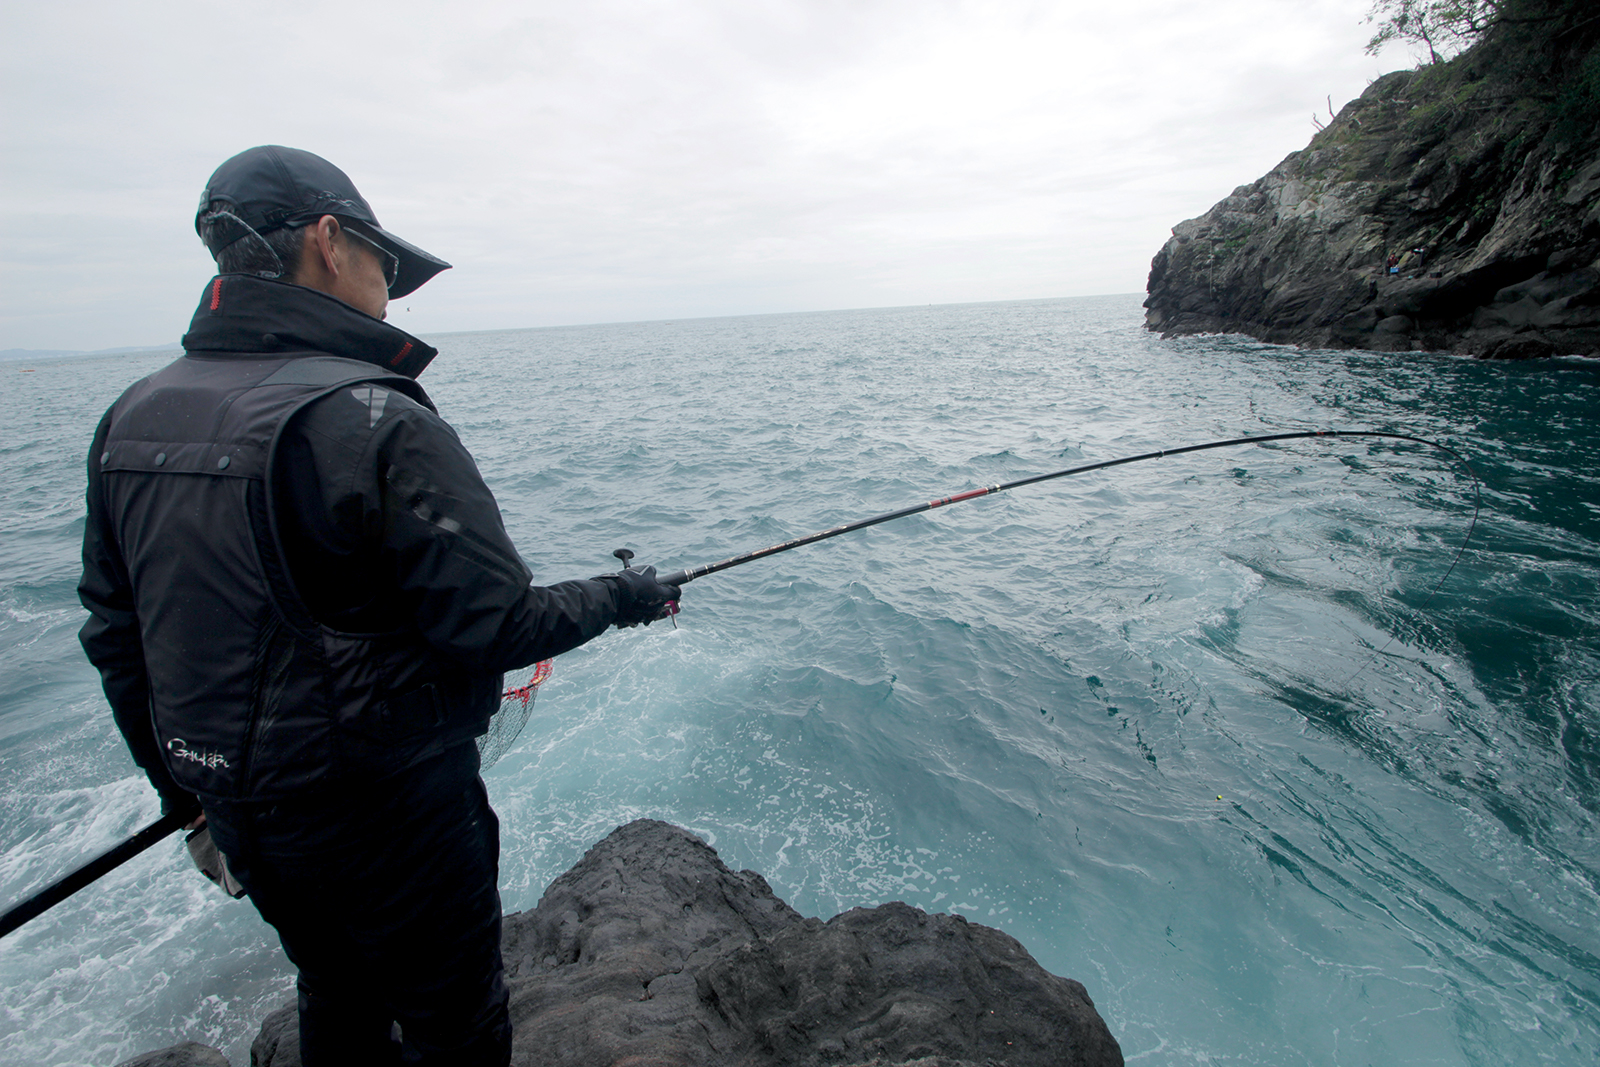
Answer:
[
  {"left": 0, "top": 807, "right": 196, "bottom": 939},
  {"left": 0, "top": 659, "right": 559, "bottom": 939},
  {"left": 2, "top": 430, "right": 1476, "bottom": 940},
  {"left": 652, "top": 430, "right": 1481, "bottom": 589}
]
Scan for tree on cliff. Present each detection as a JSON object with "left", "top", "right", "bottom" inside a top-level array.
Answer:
[
  {"left": 1366, "top": 0, "right": 1501, "bottom": 63},
  {"left": 1366, "top": 0, "right": 1597, "bottom": 64}
]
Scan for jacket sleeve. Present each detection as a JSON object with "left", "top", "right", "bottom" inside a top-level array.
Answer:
[
  {"left": 279, "top": 389, "right": 622, "bottom": 672},
  {"left": 77, "top": 410, "right": 196, "bottom": 815}
]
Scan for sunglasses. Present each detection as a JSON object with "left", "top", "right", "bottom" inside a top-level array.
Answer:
[{"left": 341, "top": 224, "right": 400, "bottom": 290}]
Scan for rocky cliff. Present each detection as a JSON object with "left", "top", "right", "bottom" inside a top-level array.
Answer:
[
  {"left": 117, "top": 820, "right": 1123, "bottom": 1067},
  {"left": 1144, "top": 10, "right": 1600, "bottom": 359}
]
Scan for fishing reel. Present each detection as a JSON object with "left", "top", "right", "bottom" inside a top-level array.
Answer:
[{"left": 612, "top": 548, "right": 682, "bottom": 625}]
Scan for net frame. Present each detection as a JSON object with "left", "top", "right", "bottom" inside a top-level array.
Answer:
[{"left": 479, "top": 660, "right": 553, "bottom": 766}]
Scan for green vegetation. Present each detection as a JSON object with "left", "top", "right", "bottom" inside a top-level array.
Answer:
[
  {"left": 1366, "top": 1, "right": 1500, "bottom": 63},
  {"left": 1219, "top": 235, "right": 1252, "bottom": 257},
  {"left": 1366, "top": 1, "right": 1599, "bottom": 68},
  {"left": 1359, "top": 1, "right": 1598, "bottom": 156}
]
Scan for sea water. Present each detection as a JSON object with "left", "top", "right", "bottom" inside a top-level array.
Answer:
[{"left": 0, "top": 294, "right": 1595, "bottom": 1066}]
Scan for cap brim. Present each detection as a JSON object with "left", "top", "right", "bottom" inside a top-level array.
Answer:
[{"left": 364, "top": 224, "right": 451, "bottom": 299}]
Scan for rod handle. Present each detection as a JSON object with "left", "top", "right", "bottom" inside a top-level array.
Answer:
[{"left": 0, "top": 806, "right": 196, "bottom": 939}]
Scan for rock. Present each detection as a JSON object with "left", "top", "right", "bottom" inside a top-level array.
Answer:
[
  {"left": 499, "top": 818, "right": 802, "bottom": 1066},
  {"left": 699, "top": 901, "right": 1122, "bottom": 1067},
  {"left": 112, "top": 1043, "right": 230, "bottom": 1067},
  {"left": 1479, "top": 336, "right": 1561, "bottom": 360},
  {"left": 501, "top": 820, "right": 1122, "bottom": 1066},
  {"left": 164, "top": 820, "right": 1123, "bottom": 1067},
  {"left": 249, "top": 1004, "right": 299, "bottom": 1067},
  {"left": 1143, "top": 19, "right": 1600, "bottom": 357}
]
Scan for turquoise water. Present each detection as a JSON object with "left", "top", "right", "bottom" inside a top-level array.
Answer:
[{"left": 1, "top": 294, "right": 1596, "bottom": 1065}]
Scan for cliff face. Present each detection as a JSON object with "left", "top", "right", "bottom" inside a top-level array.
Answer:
[{"left": 1144, "top": 20, "right": 1600, "bottom": 358}]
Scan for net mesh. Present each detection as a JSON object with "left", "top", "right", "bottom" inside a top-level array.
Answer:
[{"left": 479, "top": 660, "right": 553, "bottom": 766}]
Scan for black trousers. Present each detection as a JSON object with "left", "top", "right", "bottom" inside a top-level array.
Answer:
[{"left": 207, "top": 744, "right": 512, "bottom": 1066}]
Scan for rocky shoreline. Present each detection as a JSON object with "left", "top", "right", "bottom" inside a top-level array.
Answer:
[
  {"left": 1144, "top": 18, "right": 1600, "bottom": 359},
  {"left": 116, "top": 820, "right": 1123, "bottom": 1067}
]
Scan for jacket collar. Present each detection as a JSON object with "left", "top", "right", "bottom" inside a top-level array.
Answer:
[{"left": 180, "top": 274, "right": 438, "bottom": 379}]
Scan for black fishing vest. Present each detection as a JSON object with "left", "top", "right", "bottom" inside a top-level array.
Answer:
[{"left": 97, "top": 352, "right": 499, "bottom": 802}]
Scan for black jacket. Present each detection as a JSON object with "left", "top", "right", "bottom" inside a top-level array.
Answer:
[{"left": 80, "top": 275, "right": 622, "bottom": 807}]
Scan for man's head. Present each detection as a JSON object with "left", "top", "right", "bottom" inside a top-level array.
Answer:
[{"left": 195, "top": 146, "right": 450, "bottom": 315}]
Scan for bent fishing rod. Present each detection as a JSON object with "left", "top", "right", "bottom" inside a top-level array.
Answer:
[
  {"left": 651, "top": 429, "right": 1481, "bottom": 590},
  {"left": 1, "top": 429, "right": 1476, "bottom": 940}
]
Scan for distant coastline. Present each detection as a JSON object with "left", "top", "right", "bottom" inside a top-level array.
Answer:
[{"left": 1, "top": 344, "right": 181, "bottom": 363}]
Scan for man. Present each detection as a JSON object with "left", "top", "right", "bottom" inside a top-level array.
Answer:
[{"left": 78, "top": 145, "right": 681, "bottom": 1065}]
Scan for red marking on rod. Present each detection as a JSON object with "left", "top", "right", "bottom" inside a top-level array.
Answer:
[
  {"left": 390, "top": 342, "right": 413, "bottom": 367},
  {"left": 932, "top": 487, "right": 991, "bottom": 507},
  {"left": 209, "top": 278, "right": 223, "bottom": 310}
]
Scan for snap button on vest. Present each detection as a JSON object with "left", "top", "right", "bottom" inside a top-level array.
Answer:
[
  {"left": 217, "top": 455, "right": 230, "bottom": 470},
  {"left": 155, "top": 453, "right": 166, "bottom": 466},
  {"left": 262, "top": 333, "right": 278, "bottom": 347},
  {"left": 101, "top": 452, "right": 110, "bottom": 464}
]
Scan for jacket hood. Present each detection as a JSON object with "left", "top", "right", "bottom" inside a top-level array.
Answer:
[{"left": 181, "top": 274, "right": 438, "bottom": 379}]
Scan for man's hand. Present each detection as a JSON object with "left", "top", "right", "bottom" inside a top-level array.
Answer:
[
  {"left": 161, "top": 791, "right": 205, "bottom": 829},
  {"left": 593, "top": 566, "right": 683, "bottom": 628}
]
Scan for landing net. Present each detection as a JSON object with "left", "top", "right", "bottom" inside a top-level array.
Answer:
[{"left": 480, "top": 660, "right": 553, "bottom": 766}]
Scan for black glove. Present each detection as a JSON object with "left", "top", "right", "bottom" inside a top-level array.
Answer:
[
  {"left": 160, "top": 789, "right": 202, "bottom": 820},
  {"left": 593, "top": 565, "right": 682, "bottom": 628}
]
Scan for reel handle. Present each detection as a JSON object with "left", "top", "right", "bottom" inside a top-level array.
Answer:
[{"left": 612, "top": 548, "right": 689, "bottom": 587}]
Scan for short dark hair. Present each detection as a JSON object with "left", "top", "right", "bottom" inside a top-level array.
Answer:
[{"left": 197, "top": 200, "right": 308, "bottom": 279}]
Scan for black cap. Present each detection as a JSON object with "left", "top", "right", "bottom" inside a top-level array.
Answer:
[{"left": 196, "top": 145, "right": 450, "bottom": 299}]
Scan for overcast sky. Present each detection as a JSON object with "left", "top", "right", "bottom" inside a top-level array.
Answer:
[{"left": 1, "top": 0, "right": 1414, "bottom": 352}]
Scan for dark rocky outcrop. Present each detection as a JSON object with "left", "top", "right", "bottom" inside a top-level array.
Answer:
[
  {"left": 116, "top": 820, "right": 1122, "bottom": 1067},
  {"left": 113, "top": 1044, "right": 230, "bottom": 1067},
  {"left": 1144, "top": 9, "right": 1600, "bottom": 358}
]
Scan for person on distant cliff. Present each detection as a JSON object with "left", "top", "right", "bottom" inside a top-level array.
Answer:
[
  {"left": 77, "top": 145, "right": 682, "bottom": 1066},
  {"left": 1387, "top": 252, "right": 1400, "bottom": 275}
]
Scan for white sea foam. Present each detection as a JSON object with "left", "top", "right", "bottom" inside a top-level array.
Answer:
[{"left": 1, "top": 297, "right": 1595, "bottom": 1065}]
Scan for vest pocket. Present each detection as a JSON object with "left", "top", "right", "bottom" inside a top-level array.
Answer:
[{"left": 374, "top": 683, "right": 448, "bottom": 739}]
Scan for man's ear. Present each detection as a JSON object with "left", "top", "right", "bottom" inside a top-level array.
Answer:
[{"left": 298, "top": 215, "right": 344, "bottom": 283}]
